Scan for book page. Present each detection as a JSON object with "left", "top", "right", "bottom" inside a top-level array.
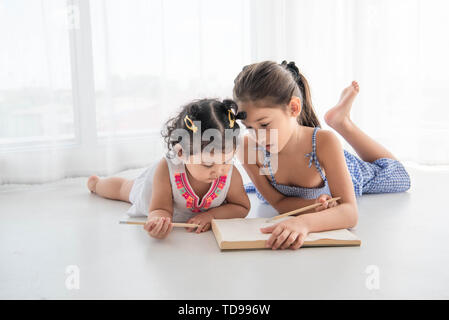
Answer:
[{"left": 214, "top": 217, "right": 360, "bottom": 242}]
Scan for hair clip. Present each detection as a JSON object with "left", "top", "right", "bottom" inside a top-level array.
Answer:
[
  {"left": 184, "top": 115, "right": 198, "bottom": 133},
  {"left": 228, "top": 109, "right": 235, "bottom": 128}
]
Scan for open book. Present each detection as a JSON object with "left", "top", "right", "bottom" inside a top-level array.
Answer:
[{"left": 212, "top": 217, "right": 361, "bottom": 250}]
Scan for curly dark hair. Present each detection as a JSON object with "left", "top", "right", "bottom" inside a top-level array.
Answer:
[{"left": 161, "top": 98, "right": 246, "bottom": 158}]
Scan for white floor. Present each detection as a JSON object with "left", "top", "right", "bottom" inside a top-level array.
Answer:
[{"left": 1, "top": 164, "right": 448, "bottom": 299}]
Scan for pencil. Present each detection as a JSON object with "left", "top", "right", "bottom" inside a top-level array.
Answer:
[
  {"left": 266, "top": 197, "right": 341, "bottom": 222},
  {"left": 119, "top": 221, "right": 200, "bottom": 228}
]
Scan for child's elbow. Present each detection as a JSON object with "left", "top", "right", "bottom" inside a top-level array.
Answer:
[
  {"left": 348, "top": 214, "right": 358, "bottom": 229},
  {"left": 239, "top": 195, "right": 251, "bottom": 218},
  {"left": 237, "top": 199, "right": 251, "bottom": 218},
  {"left": 347, "top": 205, "right": 358, "bottom": 228},
  {"left": 240, "top": 203, "right": 250, "bottom": 218}
]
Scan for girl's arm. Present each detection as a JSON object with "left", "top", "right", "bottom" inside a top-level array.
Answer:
[
  {"left": 144, "top": 158, "right": 174, "bottom": 238},
  {"left": 148, "top": 158, "right": 174, "bottom": 218},
  {"left": 292, "top": 130, "right": 358, "bottom": 232},
  {"left": 238, "top": 135, "right": 317, "bottom": 214},
  {"left": 261, "top": 130, "right": 358, "bottom": 250}
]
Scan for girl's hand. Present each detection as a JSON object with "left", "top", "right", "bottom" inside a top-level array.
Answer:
[
  {"left": 314, "top": 194, "right": 338, "bottom": 212},
  {"left": 144, "top": 216, "right": 173, "bottom": 239},
  {"left": 186, "top": 212, "right": 214, "bottom": 233},
  {"left": 260, "top": 217, "right": 309, "bottom": 250}
]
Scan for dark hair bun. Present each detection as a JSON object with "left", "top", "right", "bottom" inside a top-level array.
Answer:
[
  {"left": 281, "top": 60, "right": 299, "bottom": 77},
  {"left": 222, "top": 99, "right": 246, "bottom": 120},
  {"left": 222, "top": 99, "right": 238, "bottom": 111},
  {"left": 281, "top": 60, "right": 303, "bottom": 87},
  {"left": 235, "top": 111, "right": 247, "bottom": 120}
]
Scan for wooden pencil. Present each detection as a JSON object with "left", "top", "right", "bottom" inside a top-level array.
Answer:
[
  {"left": 266, "top": 197, "right": 341, "bottom": 222},
  {"left": 119, "top": 221, "right": 200, "bottom": 228}
]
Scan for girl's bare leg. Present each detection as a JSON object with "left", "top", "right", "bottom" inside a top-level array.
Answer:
[
  {"left": 87, "top": 175, "right": 134, "bottom": 203},
  {"left": 324, "top": 81, "right": 397, "bottom": 162}
]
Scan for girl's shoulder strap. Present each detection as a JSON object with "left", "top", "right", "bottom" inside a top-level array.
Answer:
[
  {"left": 305, "top": 127, "right": 327, "bottom": 182},
  {"left": 254, "top": 146, "right": 277, "bottom": 185},
  {"left": 312, "top": 126, "right": 320, "bottom": 153}
]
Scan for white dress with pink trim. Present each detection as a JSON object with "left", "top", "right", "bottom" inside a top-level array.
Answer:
[{"left": 126, "top": 156, "right": 233, "bottom": 222}]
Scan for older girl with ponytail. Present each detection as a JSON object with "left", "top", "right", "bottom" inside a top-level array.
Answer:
[{"left": 234, "top": 60, "right": 410, "bottom": 250}]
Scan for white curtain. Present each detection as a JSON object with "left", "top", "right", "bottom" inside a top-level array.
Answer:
[
  {"left": 0, "top": 0, "right": 251, "bottom": 184},
  {"left": 278, "top": 0, "right": 449, "bottom": 166},
  {"left": 254, "top": 0, "right": 449, "bottom": 166},
  {"left": 1, "top": 0, "right": 448, "bottom": 184}
]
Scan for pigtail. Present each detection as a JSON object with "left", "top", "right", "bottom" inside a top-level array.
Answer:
[
  {"left": 222, "top": 99, "right": 238, "bottom": 115},
  {"left": 222, "top": 99, "right": 247, "bottom": 121},
  {"left": 280, "top": 61, "right": 321, "bottom": 128},
  {"left": 221, "top": 99, "right": 247, "bottom": 130}
]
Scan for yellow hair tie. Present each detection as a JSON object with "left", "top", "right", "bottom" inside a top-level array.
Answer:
[
  {"left": 184, "top": 115, "right": 198, "bottom": 133},
  {"left": 228, "top": 109, "right": 235, "bottom": 128}
]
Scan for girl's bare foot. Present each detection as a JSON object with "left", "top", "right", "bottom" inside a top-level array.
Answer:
[
  {"left": 324, "top": 81, "right": 359, "bottom": 131},
  {"left": 87, "top": 175, "right": 100, "bottom": 193}
]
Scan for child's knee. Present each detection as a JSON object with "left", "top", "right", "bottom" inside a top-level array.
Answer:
[
  {"left": 397, "top": 171, "right": 411, "bottom": 192},
  {"left": 394, "top": 163, "right": 411, "bottom": 192},
  {"left": 120, "top": 179, "right": 134, "bottom": 202}
]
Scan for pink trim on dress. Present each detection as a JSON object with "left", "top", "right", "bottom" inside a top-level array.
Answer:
[{"left": 175, "top": 172, "right": 227, "bottom": 212}]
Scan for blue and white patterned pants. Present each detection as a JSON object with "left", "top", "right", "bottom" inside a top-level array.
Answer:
[{"left": 245, "top": 150, "right": 411, "bottom": 202}]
